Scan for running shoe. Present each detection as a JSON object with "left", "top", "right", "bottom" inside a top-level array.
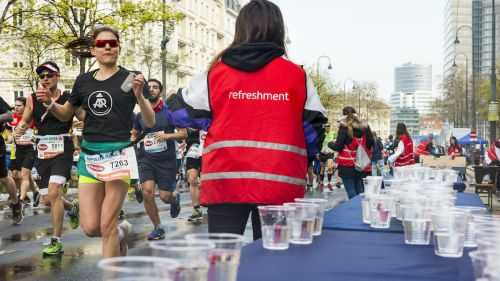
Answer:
[
  {"left": 146, "top": 227, "right": 165, "bottom": 241},
  {"left": 134, "top": 185, "right": 143, "bottom": 204},
  {"left": 170, "top": 194, "right": 181, "bottom": 218},
  {"left": 119, "top": 220, "right": 132, "bottom": 256},
  {"left": 327, "top": 183, "right": 333, "bottom": 191},
  {"left": 42, "top": 238, "right": 64, "bottom": 256},
  {"left": 10, "top": 200, "right": 23, "bottom": 225},
  {"left": 119, "top": 209, "right": 126, "bottom": 221},
  {"left": 22, "top": 196, "right": 31, "bottom": 206},
  {"left": 187, "top": 208, "right": 203, "bottom": 223},
  {"left": 67, "top": 199, "right": 79, "bottom": 229},
  {"left": 32, "top": 191, "right": 41, "bottom": 207}
]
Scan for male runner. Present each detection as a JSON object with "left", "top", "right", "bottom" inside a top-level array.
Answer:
[
  {"left": 16, "top": 62, "right": 76, "bottom": 255},
  {"left": 9, "top": 97, "right": 40, "bottom": 207},
  {"left": 132, "top": 79, "right": 186, "bottom": 240}
]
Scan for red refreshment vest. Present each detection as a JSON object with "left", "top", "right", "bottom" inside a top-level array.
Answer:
[
  {"left": 200, "top": 57, "right": 308, "bottom": 205},
  {"left": 394, "top": 135, "right": 415, "bottom": 167},
  {"left": 336, "top": 136, "right": 360, "bottom": 168}
]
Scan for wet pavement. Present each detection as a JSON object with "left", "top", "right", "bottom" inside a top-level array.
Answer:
[{"left": 0, "top": 187, "right": 347, "bottom": 281}]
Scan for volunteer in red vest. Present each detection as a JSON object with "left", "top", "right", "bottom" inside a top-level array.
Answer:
[
  {"left": 360, "top": 123, "right": 374, "bottom": 179},
  {"left": 165, "top": 0, "right": 327, "bottom": 240},
  {"left": 447, "top": 136, "right": 462, "bottom": 158},
  {"left": 388, "top": 122, "right": 415, "bottom": 167},
  {"left": 328, "top": 107, "right": 368, "bottom": 199},
  {"left": 485, "top": 139, "right": 500, "bottom": 166}
]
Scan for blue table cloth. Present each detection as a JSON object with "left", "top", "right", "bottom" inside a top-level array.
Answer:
[
  {"left": 237, "top": 229, "right": 475, "bottom": 281},
  {"left": 322, "top": 192, "right": 485, "bottom": 233}
]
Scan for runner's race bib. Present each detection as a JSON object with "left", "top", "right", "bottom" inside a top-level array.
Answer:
[
  {"left": 37, "top": 135, "right": 64, "bottom": 159},
  {"left": 17, "top": 129, "right": 33, "bottom": 146},
  {"left": 144, "top": 133, "right": 168, "bottom": 153},
  {"left": 84, "top": 147, "right": 139, "bottom": 182},
  {"left": 186, "top": 130, "right": 207, "bottom": 158}
]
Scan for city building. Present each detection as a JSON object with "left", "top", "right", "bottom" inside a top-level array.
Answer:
[
  {"left": 0, "top": 0, "right": 243, "bottom": 104},
  {"left": 390, "top": 63, "right": 433, "bottom": 115},
  {"left": 443, "top": 0, "right": 473, "bottom": 79},
  {"left": 390, "top": 107, "right": 420, "bottom": 139}
]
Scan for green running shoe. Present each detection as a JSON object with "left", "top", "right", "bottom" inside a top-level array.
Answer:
[
  {"left": 67, "top": 199, "right": 79, "bottom": 229},
  {"left": 42, "top": 238, "right": 64, "bottom": 256}
]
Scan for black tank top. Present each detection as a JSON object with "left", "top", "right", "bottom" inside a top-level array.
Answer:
[{"left": 32, "top": 92, "right": 72, "bottom": 135}]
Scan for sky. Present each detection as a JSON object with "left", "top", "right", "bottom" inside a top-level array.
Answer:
[{"left": 271, "top": 0, "right": 446, "bottom": 102}]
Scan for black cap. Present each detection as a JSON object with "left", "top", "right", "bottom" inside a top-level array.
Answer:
[{"left": 36, "top": 61, "right": 60, "bottom": 75}]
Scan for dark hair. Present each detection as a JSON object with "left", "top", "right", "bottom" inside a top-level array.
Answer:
[
  {"left": 15, "top": 97, "right": 26, "bottom": 106},
  {"left": 450, "top": 136, "right": 458, "bottom": 146},
  {"left": 91, "top": 26, "right": 120, "bottom": 46},
  {"left": 209, "top": 0, "right": 286, "bottom": 69},
  {"left": 396, "top": 123, "right": 409, "bottom": 138},
  {"left": 148, "top": 79, "right": 163, "bottom": 92},
  {"left": 342, "top": 106, "right": 356, "bottom": 116}
]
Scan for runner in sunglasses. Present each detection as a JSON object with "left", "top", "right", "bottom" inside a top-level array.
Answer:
[{"left": 35, "top": 26, "right": 155, "bottom": 257}]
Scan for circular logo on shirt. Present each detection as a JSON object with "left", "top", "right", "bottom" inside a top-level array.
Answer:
[{"left": 88, "top": 91, "right": 113, "bottom": 116}]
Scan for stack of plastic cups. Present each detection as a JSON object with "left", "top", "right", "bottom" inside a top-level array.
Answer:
[
  {"left": 98, "top": 256, "right": 180, "bottom": 281},
  {"left": 363, "top": 176, "right": 383, "bottom": 195},
  {"left": 294, "top": 198, "right": 328, "bottom": 236},
  {"left": 257, "top": 205, "right": 295, "bottom": 250},
  {"left": 283, "top": 203, "right": 318, "bottom": 245},
  {"left": 149, "top": 240, "right": 214, "bottom": 281},
  {"left": 185, "top": 233, "right": 245, "bottom": 281}
]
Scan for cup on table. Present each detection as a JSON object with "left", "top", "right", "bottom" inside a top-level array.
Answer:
[
  {"left": 363, "top": 176, "right": 383, "bottom": 195},
  {"left": 185, "top": 233, "right": 245, "bottom": 281},
  {"left": 456, "top": 206, "right": 488, "bottom": 248},
  {"left": 294, "top": 198, "right": 328, "bottom": 236},
  {"left": 360, "top": 194, "right": 371, "bottom": 224},
  {"left": 469, "top": 250, "right": 500, "bottom": 280},
  {"left": 368, "top": 194, "right": 392, "bottom": 229},
  {"left": 257, "top": 205, "right": 295, "bottom": 250},
  {"left": 150, "top": 240, "right": 215, "bottom": 281},
  {"left": 432, "top": 211, "right": 470, "bottom": 258},
  {"left": 98, "top": 256, "right": 180, "bottom": 281},
  {"left": 401, "top": 204, "right": 432, "bottom": 245},
  {"left": 283, "top": 202, "right": 318, "bottom": 245}
]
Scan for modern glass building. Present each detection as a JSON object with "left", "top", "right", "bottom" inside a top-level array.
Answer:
[{"left": 391, "top": 63, "right": 433, "bottom": 115}]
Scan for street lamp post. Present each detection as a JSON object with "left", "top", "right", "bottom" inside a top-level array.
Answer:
[
  {"left": 491, "top": 0, "right": 497, "bottom": 142},
  {"left": 343, "top": 78, "right": 355, "bottom": 108},
  {"left": 316, "top": 55, "right": 332, "bottom": 76},
  {"left": 452, "top": 53, "right": 469, "bottom": 128}
]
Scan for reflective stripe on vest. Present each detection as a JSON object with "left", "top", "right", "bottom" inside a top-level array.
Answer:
[
  {"left": 203, "top": 140, "right": 307, "bottom": 156},
  {"left": 201, "top": 171, "right": 306, "bottom": 186}
]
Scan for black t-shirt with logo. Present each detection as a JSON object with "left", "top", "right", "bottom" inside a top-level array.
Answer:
[{"left": 69, "top": 67, "right": 149, "bottom": 142}]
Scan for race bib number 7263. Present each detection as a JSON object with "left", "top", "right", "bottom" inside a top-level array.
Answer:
[{"left": 84, "top": 147, "right": 139, "bottom": 182}]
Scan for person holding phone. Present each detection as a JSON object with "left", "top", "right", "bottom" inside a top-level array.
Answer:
[
  {"left": 15, "top": 61, "right": 76, "bottom": 256},
  {"left": 35, "top": 26, "right": 155, "bottom": 257}
]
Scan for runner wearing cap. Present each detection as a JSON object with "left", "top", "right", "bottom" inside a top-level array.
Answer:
[
  {"left": 15, "top": 61, "right": 76, "bottom": 256},
  {"left": 9, "top": 97, "right": 40, "bottom": 207},
  {"left": 38, "top": 26, "right": 155, "bottom": 257},
  {"left": 132, "top": 78, "right": 186, "bottom": 240}
]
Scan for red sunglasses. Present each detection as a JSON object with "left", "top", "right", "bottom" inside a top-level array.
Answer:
[{"left": 94, "top": 39, "right": 119, "bottom": 48}]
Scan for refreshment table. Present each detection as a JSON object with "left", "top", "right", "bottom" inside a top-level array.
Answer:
[{"left": 237, "top": 192, "right": 484, "bottom": 281}]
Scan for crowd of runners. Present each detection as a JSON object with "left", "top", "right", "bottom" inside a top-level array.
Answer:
[{"left": 0, "top": 26, "right": 207, "bottom": 258}]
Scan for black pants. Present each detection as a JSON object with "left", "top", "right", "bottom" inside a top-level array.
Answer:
[{"left": 207, "top": 204, "right": 262, "bottom": 241}]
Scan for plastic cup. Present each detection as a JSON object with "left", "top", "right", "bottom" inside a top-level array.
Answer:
[
  {"left": 361, "top": 194, "right": 371, "bottom": 224},
  {"left": 150, "top": 240, "right": 214, "bottom": 281},
  {"left": 294, "top": 198, "right": 327, "bottom": 236},
  {"left": 400, "top": 204, "right": 432, "bottom": 245},
  {"left": 283, "top": 202, "right": 318, "bottom": 245},
  {"left": 98, "top": 256, "right": 179, "bottom": 281},
  {"left": 469, "top": 250, "right": 497, "bottom": 279},
  {"left": 456, "top": 206, "right": 488, "bottom": 248},
  {"left": 257, "top": 205, "right": 295, "bottom": 250},
  {"left": 434, "top": 232, "right": 466, "bottom": 258},
  {"left": 369, "top": 194, "right": 392, "bottom": 229},
  {"left": 185, "top": 233, "right": 245, "bottom": 281},
  {"left": 363, "top": 176, "right": 383, "bottom": 195},
  {"left": 322, "top": 190, "right": 336, "bottom": 211}
]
